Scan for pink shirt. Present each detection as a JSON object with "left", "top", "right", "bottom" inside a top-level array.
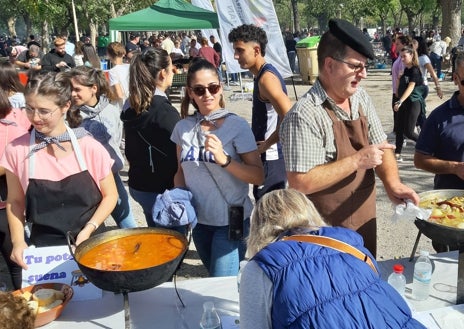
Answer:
[
  {"left": 0, "top": 108, "right": 30, "bottom": 158},
  {"left": 0, "top": 134, "right": 114, "bottom": 193}
]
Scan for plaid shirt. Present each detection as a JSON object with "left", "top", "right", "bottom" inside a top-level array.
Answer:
[{"left": 280, "top": 79, "right": 387, "bottom": 173}]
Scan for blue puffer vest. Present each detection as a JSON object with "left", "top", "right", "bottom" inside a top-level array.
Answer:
[{"left": 253, "top": 226, "right": 425, "bottom": 329}]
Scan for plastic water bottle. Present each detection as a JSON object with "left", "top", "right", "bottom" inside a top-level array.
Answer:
[
  {"left": 200, "top": 301, "right": 221, "bottom": 329},
  {"left": 237, "top": 260, "right": 248, "bottom": 292},
  {"left": 387, "top": 264, "right": 406, "bottom": 296},
  {"left": 413, "top": 250, "right": 433, "bottom": 300}
]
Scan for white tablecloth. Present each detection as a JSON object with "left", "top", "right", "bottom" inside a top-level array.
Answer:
[
  {"left": 378, "top": 250, "right": 458, "bottom": 312},
  {"left": 43, "top": 277, "right": 239, "bottom": 329},
  {"left": 42, "top": 251, "right": 461, "bottom": 328},
  {"left": 379, "top": 251, "right": 464, "bottom": 328}
]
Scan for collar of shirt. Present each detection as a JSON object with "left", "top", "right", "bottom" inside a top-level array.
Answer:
[{"left": 309, "top": 78, "right": 361, "bottom": 120}]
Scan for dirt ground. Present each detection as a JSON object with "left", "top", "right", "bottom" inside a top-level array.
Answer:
[{"left": 0, "top": 67, "right": 456, "bottom": 289}]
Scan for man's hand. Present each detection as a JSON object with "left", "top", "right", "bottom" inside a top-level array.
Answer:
[
  {"left": 453, "top": 162, "right": 464, "bottom": 180},
  {"left": 356, "top": 142, "right": 395, "bottom": 170},
  {"left": 384, "top": 182, "right": 420, "bottom": 205},
  {"left": 256, "top": 140, "right": 269, "bottom": 154}
]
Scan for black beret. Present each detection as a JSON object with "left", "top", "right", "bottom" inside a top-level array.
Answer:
[{"left": 329, "top": 19, "right": 375, "bottom": 60}]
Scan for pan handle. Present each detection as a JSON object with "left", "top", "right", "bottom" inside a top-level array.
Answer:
[{"left": 66, "top": 231, "right": 77, "bottom": 258}]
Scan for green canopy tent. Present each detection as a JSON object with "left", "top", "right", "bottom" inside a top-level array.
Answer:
[{"left": 109, "top": 0, "right": 219, "bottom": 41}]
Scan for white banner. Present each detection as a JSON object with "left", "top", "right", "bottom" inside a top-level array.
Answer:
[
  {"left": 215, "top": 0, "right": 292, "bottom": 77},
  {"left": 191, "top": 0, "right": 222, "bottom": 49}
]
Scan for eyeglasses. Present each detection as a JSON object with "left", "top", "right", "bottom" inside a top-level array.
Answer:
[
  {"left": 22, "top": 106, "right": 60, "bottom": 119},
  {"left": 190, "top": 84, "right": 221, "bottom": 97},
  {"left": 332, "top": 57, "right": 367, "bottom": 73}
]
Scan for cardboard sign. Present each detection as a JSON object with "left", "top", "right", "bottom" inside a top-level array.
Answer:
[{"left": 22, "top": 245, "right": 102, "bottom": 301}]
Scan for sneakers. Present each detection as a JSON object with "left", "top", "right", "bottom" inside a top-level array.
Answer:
[
  {"left": 395, "top": 153, "right": 403, "bottom": 162},
  {"left": 229, "top": 81, "right": 239, "bottom": 86}
]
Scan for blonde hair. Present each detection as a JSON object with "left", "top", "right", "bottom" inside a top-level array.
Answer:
[{"left": 247, "top": 189, "right": 327, "bottom": 257}]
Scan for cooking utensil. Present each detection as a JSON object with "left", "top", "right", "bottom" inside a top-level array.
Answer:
[
  {"left": 412, "top": 189, "right": 464, "bottom": 304},
  {"left": 12, "top": 282, "right": 73, "bottom": 328},
  {"left": 67, "top": 227, "right": 188, "bottom": 328}
]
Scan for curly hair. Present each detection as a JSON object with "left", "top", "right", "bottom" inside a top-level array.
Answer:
[
  {"left": 0, "top": 292, "right": 36, "bottom": 329},
  {"left": 247, "top": 189, "right": 328, "bottom": 257},
  {"left": 228, "top": 24, "right": 268, "bottom": 56}
]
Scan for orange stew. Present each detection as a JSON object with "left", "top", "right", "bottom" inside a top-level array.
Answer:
[{"left": 78, "top": 233, "right": 185, "bottom": 271}]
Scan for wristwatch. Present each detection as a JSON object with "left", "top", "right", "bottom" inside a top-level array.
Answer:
[{"left": 220, "top": 155, "right": 232, "bottom": 168}]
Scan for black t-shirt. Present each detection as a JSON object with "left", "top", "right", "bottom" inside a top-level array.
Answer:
[
  {"left": 398, "top": 66, "right": 423, "bottom": 97},
  {"left": 125, "top": 41, "right": 140, "bottom": 54}
]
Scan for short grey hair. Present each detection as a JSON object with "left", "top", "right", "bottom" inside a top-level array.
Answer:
[{"left": 247, "top": 189, "right": 328, "bottom": 257}]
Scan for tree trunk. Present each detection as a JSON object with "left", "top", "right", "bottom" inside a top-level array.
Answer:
[
  {"left": 291, "top": 0, "right": 300, "bottom": 33},
  {"left": 440, "top": 0, "right": 462, "bottom": 47},
  {"left": 7, "top": 17, "right": 16, "bottom": 38},
  {"left": 89, "top": 19, "right": 98, "bottom": 48},
  {"left": 42, "top": 21, "right": 50, "bottom": 53}
]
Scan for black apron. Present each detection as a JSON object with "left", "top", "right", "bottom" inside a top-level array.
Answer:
[{"left": 26, "top": 127, "right": 102, "bottom": 246}]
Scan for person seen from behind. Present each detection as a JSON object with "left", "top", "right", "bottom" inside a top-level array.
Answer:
[
  {"left": 240, "top": 188, "right": 426, "bottom": 329},
  {"left": 120, "top": 48, "right": 180, "bottom": 226}
]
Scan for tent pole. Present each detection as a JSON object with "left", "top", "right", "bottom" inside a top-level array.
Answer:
[
  {"left": 291, "top": 76, "right": 298, "bottom": 101},
  {"left": 71, "top": 0, "right": 79, "bottom": 42}
]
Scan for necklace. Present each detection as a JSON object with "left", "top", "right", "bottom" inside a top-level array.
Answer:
[{"left": 257, "top": 62, "right": 267, "bottom": 76}]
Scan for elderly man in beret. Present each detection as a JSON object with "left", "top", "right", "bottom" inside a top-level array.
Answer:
[{"left": 280, "top": 19, "right": 419, "bottom": 256}]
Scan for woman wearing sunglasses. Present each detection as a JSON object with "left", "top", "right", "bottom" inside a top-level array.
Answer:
[
  {"left": 393, "top": 46, "right": 426, "bottom": 162},
  {"left": 121, "top": 48, "right": 181, "bottom": 226},
  {"left": 171, "top": 59, "right": 264, "bottom": 276},
  {"left": 0, "top": 72, "right": 118, "bottom": 271}
]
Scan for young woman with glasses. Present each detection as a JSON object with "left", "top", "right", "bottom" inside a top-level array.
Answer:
[
  {"left": 0, "top": 72, "right": 118, "bottom": 271},
  {"left": 171, "top": 59, "right": 264, "bottom": 276},
  {"left": 120, "top": 48, "right": 181, "bottom": 227}
]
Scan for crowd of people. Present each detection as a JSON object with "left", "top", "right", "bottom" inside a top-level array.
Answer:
[{"left": 0, "top": 18, "right": 462, "bottom": 327}]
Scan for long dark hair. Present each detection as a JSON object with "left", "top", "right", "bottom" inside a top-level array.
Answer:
[
  {"left": 0, "top": 89, "right": 12, "bottom": 119},
  {"left": 0, "top": 62, "right": 25, "bottom": 95},
  {"left": 82, "top": 44, "right": 100, "bottom": 69},
  {"left": 180, "top": 58, "right": 225, "bottom": 118},
  {"left": 129, "top": 47, "right": 170, "bottom": 114},
  {"left": 66, "top": 66, "right": 116, "bottom": 127}
]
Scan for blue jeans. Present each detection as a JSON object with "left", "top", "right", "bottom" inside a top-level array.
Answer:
[
  {"left": 253, "top": 158, "right": 287, "bottom": 202},
  {"left": 430, "top": 52, "right": 442, "bottom": 77},
  {"left": 192, "top": 218, "right": 249, "bottom": 277},
  {"left": 129, "top": 187, "right": 158, "bottom": 227},
  {"left": 112, "top": 173, "right": 137, "bottom": 228}
]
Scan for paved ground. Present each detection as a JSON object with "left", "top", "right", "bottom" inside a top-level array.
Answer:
[{"left": 0, "top": 68, "right": 456, "bottom": 288}]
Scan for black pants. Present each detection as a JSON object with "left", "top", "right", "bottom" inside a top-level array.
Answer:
[
  {"left": 0, "top": 209, "right": 22, "bottom": 289},
  {"left": 395, "top": 99, "right": 420, "bottom": 154}
]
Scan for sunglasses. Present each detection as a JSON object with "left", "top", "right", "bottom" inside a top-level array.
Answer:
[{"left": 190, "top": 84, "right": 221, "bottom": 96}]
